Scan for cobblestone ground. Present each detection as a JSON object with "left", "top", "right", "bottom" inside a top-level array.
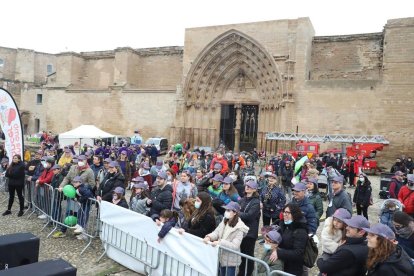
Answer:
[{"left": 0, "top": 175, "right": 384, "bottom": 276}]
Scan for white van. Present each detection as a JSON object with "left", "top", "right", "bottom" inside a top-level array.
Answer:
[{"left": 145, "top": 137, "right": 168, "bottom": 155}]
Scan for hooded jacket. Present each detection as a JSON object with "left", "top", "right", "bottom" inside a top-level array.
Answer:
[
  {"left": 98, "top": 172, "right": 125, "bottom": 202},
  {"left": 207, "top": 218, "right": 249, "bottom": 267},
  {"left": 148, "top": 184, "right": 173, "bottom": 217},
  {"left": 367, "top": 245, "right": 414, "bottom": 276}
]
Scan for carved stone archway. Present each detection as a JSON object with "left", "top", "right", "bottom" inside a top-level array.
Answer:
[{"left": 173, "top": 29, "right": 286, "bottom": 150}]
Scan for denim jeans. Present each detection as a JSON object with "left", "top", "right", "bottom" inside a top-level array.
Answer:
[{"left": 220, "top": 266, "right": 236, "bottom": 276}]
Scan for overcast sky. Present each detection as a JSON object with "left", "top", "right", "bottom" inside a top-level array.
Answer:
[{"left": 2, "top": 0, "right": 413, "bottom": 54}]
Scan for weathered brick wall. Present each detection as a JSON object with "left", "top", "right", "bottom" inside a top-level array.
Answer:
[
  {"left": 0, "top": 47, "right": 17, "bottom": 80},
  {"left": 34, "top": 52, "right": 56, "bottom": 84},
  {"left": 310, "top": 33, "right": 383, "bottom": 80}
]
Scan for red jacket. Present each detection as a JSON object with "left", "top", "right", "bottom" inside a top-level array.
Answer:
[
  {"left": 398, "top": 186, "right": 414, "bottom": 215},
  {"left": 231, "top": 156, "right": 246, "bottom": 170},
  {"left": 210, "top": 157, "right": 228, "bottom": 175},
  {"left": 38, "top": 168, "right": 54, "bottom": 185}
]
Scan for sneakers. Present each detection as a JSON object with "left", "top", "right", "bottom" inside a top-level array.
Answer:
[
  {"left": 38, "top": 214, "right": 47, "bottom": 219},
  {"left": 2, "top": 210, "right": 11, "bottom": 216},
  {"left": 76, "top": 233, "right": 88, "bottom": 240},
  {"left": 52, "top": 231, "right": 66, "bottom": 238},
  {"left": 74, "top": 226, "right": 84, "bottom": 234},
  {"left": 17, "top": 211, "right": 24, "bottom": 217}
]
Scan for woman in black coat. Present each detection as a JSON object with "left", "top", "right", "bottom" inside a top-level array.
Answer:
[
  {"left": 2, "top": 154, "right": 26, "bottom": 217},
  {"left": 353, "top": 173, "right": 372, "bottom": 220},
  {"left": 179, "top": 192, "right": 216, "bottom": 238},
  {"left": 269, "top": 203, "right": 308, "bottom": 276},
  {"left": 97, "top": 162, "right": 125, "bottom": 202}
]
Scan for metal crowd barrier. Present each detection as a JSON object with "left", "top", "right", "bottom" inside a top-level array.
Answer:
[
  {"left": 26, "top": 181, "right": 54, "bottom": 231},
  {"left": 0, "top": 175, "right": 9, "bottom": 204}
]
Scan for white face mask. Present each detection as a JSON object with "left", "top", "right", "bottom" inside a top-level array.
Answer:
[
  {"left": 359, "top": 177, "right": 364, "bottom": 182},
  {"left": 42, "top": 162, "right": 48, "bottom": 168},
  {"left": 194, "top": 201, "right": 201, "bottom": 209},
  {"left": 263, "top": 243, "right": 272, "bottom": 251},
  {"left": 224, "top": 211, "right": 233, "bottom": 219},
  {"left": 78, "top": 161, "right": 85, "bottom": 167}
]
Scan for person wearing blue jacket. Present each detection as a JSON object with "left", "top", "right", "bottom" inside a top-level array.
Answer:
[
  {"left": 72, "top": 175, "right": 95, "bottom": 240},
  {"left": 291, "top": 182, "right": 318, "bottom": 234},
  {"left": 217, "top": 176, "right": 241, "bottom": 205},
  {"left": 156, "top": 209, "right": 178, "bottom": 243}
]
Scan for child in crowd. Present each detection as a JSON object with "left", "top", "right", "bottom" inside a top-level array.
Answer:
[
  {"left": 112, "top": 187, "right": 128, "bottom": 209},
  {"left": 129, "top": 179, "right": 150, "bottom": 215},
  {"left": 72, "top": 176, "right": 94, "bottom": 240},
  {"left": 258, "top": 230, "right": 284, "bottom": 275},
  {"left": 156, "top": 209, "right": 179, "bottom": 243}
]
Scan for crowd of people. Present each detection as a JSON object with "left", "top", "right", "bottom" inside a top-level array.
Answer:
[{"left": 0, "top": 139, "right": 413, "bottom": 276}]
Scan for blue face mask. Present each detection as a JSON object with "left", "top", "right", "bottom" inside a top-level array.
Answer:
[
  {"left": 284, "top": 219, "right": 293, "bottom": 225},
  {"left": 263, "top": 243, "right": 272, "bottom": 251}
]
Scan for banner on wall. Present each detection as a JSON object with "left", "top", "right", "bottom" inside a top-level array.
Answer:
[
  {"left": 100, "top": 201, "right": 219, "bottom": 276},
  {"left": 0, "top": 88, "right": 24, "bottom": 163}
]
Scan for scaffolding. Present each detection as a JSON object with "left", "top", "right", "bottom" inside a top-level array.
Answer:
[{"left": 265, "top": 132, "right": 389, "bottom": 144}]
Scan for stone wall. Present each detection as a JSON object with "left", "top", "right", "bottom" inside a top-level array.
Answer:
[{"left": 310, "top": 33, "right": 383, "bottom": 80}]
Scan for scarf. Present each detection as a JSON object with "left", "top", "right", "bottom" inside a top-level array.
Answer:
[{"left": 396, "top": 221, "right": 414, "bottom": 239}]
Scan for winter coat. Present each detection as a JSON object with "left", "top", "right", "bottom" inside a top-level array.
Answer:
[
  {"left": 353, "top": 181, "right": 372, "bottom": 206},
  {"left": 38, "top": 168, "right": 54, "bottom": 185},
  {"left": 398, "top": 186, "right": 414, "bottom": 215},
  {"left": 389, "top": 177, "right": 404, "bottom": 199},
  {"left": 115, "top": 198, "right": 129, "bottom": 209},
  {"left": 308, "top": 191, "right": 323, "bottom": 223},
  {"left": 317, "top": 236, "right": 368, "bottom": 276},
  {"left": 129, "top": 195, "right": 149, "bottom": 215},
  {"left": 58, "top": 155, "right": 72, "bottom": 167},
  {"left": 240, "top": 166, "right": 255, "bottom": 179},
  {"left": 366, "top": 245, "right": 414, "bottom": 276},
  {"left": 217, "top": 191, "right": 241, "bottom": 205},
  {"left": 50, "top": 173, "right": 64, "bottom": 189},
  {"left": 60, "top": 165, "right": 95, "bottom": 188},
  {"left": 186, "top": 212, "right": 216, "bottom": 238},
  {"left": 207, "top": 219, "right": 249, "bottom": 267},
  {"left": 260, "top": 185, "right": 286, "bottom": 219},
  {"left": 321, "top": 217, "right": 343, "bottom": 254},
  {"left": 158, "top": 218, "right": 177, "bottom": 239},
  {"left": 25, "top": 159, "right": 41, "bottom": 176},
  {"left": 90, "top": 164, "right": 103, "bottom": 180},
  {"left": 148, "top": 184, "right": 173, "bottom": 217},
  {"left": 5, "top": 161, "right": 25, "bottom": 187},
  {"left": 277, "top": 219, "right": 308, "bottom": 276},
  {"left": 257, "top": 250, "right": 284, "bottom": 275},
  {"left": 76, "top": 184, "right": 94, "bottom": 204},
  {"left": 195, "top": 176, "right": 210, "bottom": 193},
  {"left": 98, "top": 173, "right": 125, "bottom": 202},
  {"left": 396, "top": 225, "right": 414, "bottom": 258},
  {"left": 291, "top": 197, "right": 318, "bottom": 234},
  {"left": 239, "top": 195, "right": 261, "bottom": 239},
  {"left": 326, "top": 189, "right": 353, "bottom": 218},
  {"left": 280, "top": 166, "right": 294, "bottom": 187},
  {"left": 210, "top": 157, "right": 229, "bottom": 175},
  {"left": 208, "top": 185, "right": 223, "bottom": 199},
  {"left": 31, "top": 163, "right": 44, "bottom": 182}
]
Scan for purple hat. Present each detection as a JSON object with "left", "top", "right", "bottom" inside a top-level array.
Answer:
[
  {"left": 222, "top": 176, "right": 234, "bottom": 184},
  {"left": 292, "top": 182, "right": 307, "bottom": 191},
  {"left": 332, "top": 208, "right": 352, "bottom": 221},
  {"left": 363, "top": 223, "right": 396, "bottom": 241},
  {"left": 332, "top": 175, "right": 344, "bottom": 183},
  {"left": 213, "top": 163, "right": 223, "bottom": 170},
  {"left": 223, "top": 201, "right": 241, "bottom": 213},
  {"left": 133, "top": 182, "right": 147, "bottom": 189},
  {"left": 306, "top": 178, "right": 319, "bottom": 185},
  {"left": 73, "top": 176, "right": 82, "bottom": 183},
  {"left": 395, "top": 171, "right": 404, "bottom": 176},
  {"left": 246, "top": 180, "right": 258, "bottom": 189},
  {"left": 109, "top": 161, "right": 119, "bottom": 168},
  {"left": 157, "top": 171, "right": 167, "bottom": 179},
  {"left": 267, "top": 173, "right": 277, "bottom": 179},
  {"left": 407, "top": 174, "right": 414, "bottom": 183},
  {"left": 266, "top": 230, "right": 282, "bottom": 244},
  {"left": 343, "top": 215, "right": 370, "bottom": 229},
  {"left": 121, "top": 150, "right": 127, "bottom": 155},
  {"left": 77, "top": 155, "right": 87, "bottom": 161},
  {"left": 103, "top": 158, "right": 112, "bottom": 163},
  {"left": 212, "top": 174, "right": 224, "bottom": 182},
  {"left": 51, "top": 164, "right": 61, "bottom": 170},
  {"left": 114, "top": 187, "right": 124, "bottom": 194},
  {"left": 132, "top": 176, "right": 145, "bottom": 183}
]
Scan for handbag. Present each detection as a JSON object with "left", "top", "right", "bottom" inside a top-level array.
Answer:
[{"left": 303, "top": 234, "right": 318, "bottom": 268}]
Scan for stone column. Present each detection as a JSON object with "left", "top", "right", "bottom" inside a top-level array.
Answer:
[{"left": 234, "top": 104, "right": 242, "bottom": 152}]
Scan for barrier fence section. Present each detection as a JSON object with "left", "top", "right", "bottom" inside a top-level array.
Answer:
[
  {"left": 27, "top": 181, "right": 54, "bottom": 231},
  {"left": 0, "top": 175, "right": 9, "bottom": 204}
]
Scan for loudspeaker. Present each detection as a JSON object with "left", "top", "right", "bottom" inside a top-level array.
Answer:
[
  {"left": 380, "top": 173, "right": 394, "bottom": 191},
  {"left": 0, "top": 233, "right": 40, "bottom": 270},
  {"left": 0, "top": 259, "right": 76, "bottom": 276}
]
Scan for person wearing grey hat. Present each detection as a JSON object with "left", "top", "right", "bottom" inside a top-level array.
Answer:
[
  {"left": 320, "top": 208, "right": 351, "bottom": 257},
  {"left": 292, "top": 182, "right": 318, "bottom": 234},
  {"left": 209, "top": 151, "right": 228, "bottom": 175},
  {"left": 147, "top": 170, "right": 173, "bottom": 219},
  {"left": 112, "top": 186, "right": 128, "bottom": 209},
  {"left": 59, "top": 152, "right": 95, "bottom": 192},
  {"left": 365, "top": 223, "right": 414, "bottom": 275},
  {"left": 204, "top": 201, "right": 249, "bottom": 275},
  {"left": 389, "top": 171, "right": 405, "bottom": 199},
  {"left": 208, "top": 174, "right": 224, "bottom": 199},
  {"left": 260, "top": 173, "right": 286, "bottom": 226},
  {"left": 71, "top": 174, "right": 95, "bottom": 239},
  {"left": 393, "top": 211, "right": 414, "bottom": 259},
  {"left": 317, "top": 215, "right": 370, "bottom": 276},
  {"left": 326, "top": 174, "right": 353, "bottom": 218},
  {"left": 238, "top": 179, "right": 261, "bottom": 276},
  {"left": 96, "top": 160, "right": 125, "bottom": 202},
  {"left": 257, "top": 230, "right": 284, "bottom": 274}
]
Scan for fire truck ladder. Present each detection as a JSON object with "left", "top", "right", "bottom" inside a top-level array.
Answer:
[{"left": 265, "top": 132, "right": 390, "bottom": 144}]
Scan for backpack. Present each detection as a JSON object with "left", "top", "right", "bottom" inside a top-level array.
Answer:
[{"left": 303, "top": 235, "right": 318, "bottom": 268}]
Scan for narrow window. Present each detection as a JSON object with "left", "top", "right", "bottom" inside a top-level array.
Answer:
[
  {"left": 36, "top": 94, "right": 43, "bottom": 104},
  {"left": 47, "top": 64, "right": 53, "bottom": 74},
  {"left": 0, "top": 59, "right": 4, "bottom": 67}
]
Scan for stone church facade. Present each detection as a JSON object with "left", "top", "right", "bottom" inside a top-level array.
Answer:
[{"left": 0, "top": 17, "right": 413, "bottom": 163}]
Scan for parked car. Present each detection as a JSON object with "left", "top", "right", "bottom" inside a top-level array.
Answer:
[{"left": 145, "top": 137, "right": 168, "bottom": 155}]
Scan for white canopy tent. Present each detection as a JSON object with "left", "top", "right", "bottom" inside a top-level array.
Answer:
[{"left": 59, "top": 125, "right": 115, "bottom": 154}]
